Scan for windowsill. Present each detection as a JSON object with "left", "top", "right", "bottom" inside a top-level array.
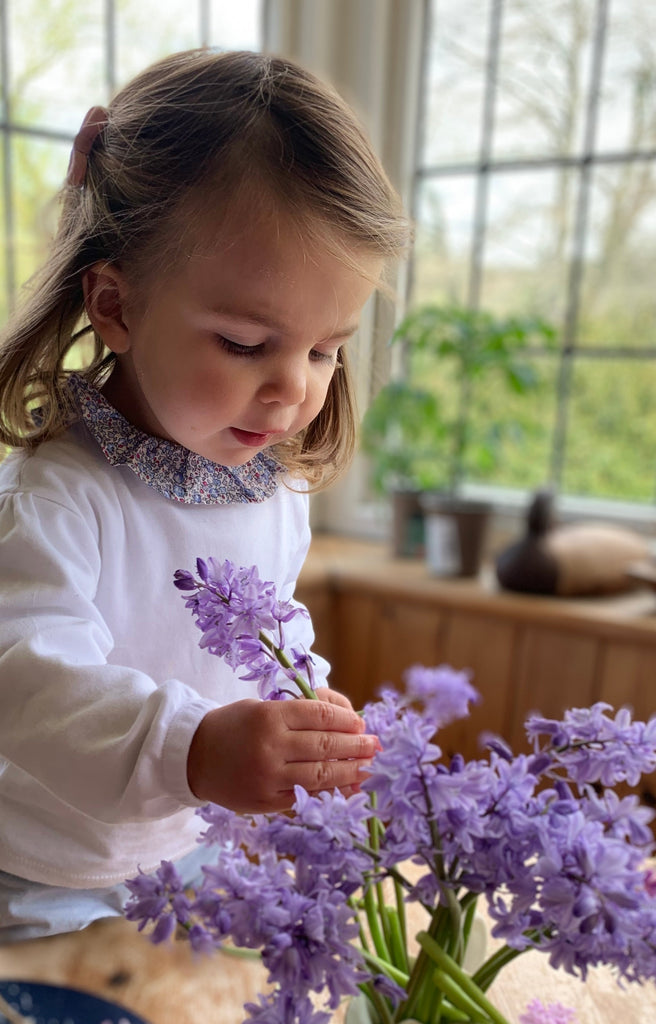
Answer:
[
  {"left": 312, "top": 483, "right": 656, "bottom": 558},
  {"left": 302, "top": 531, "right": 656, "bottom": 635}
]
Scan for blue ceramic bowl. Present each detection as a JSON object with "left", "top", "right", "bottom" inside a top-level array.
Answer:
[{"left": 0, "top": 979, "right": 151, "bottom": 1024}]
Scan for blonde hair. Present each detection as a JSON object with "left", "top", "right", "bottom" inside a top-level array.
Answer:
[{"left": 0, "top": 49, "right": 409, "bottom": 488}]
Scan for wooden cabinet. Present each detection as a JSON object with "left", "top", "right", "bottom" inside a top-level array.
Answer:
[{"left": 296, "top": 534, "right": 656, "bottom": 796}]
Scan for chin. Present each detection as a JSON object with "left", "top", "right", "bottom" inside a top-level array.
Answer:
[{"left": 196, "top": 447, "right": 261, "bottom": 468}]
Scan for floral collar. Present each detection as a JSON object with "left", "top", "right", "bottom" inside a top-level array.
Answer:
[{"left": 68, "top": 373, "right": 284, "bottom": 505}]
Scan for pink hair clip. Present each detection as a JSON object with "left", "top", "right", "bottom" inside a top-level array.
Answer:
[{"left": 67, "top": 105, "right": 109, "bottom": 188}]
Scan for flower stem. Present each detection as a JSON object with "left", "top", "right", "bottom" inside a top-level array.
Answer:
[
  {"left": 358, "top": 984, "right": 395, "bottom": 1024},
  {"left": 394, "top": 876, "right": 408, "bottom": 966},
  {"left": 364, "top": 882, "right": 392, "bottom": 963},
  {"left": 398, "top": 903, "right": 444, "bottom": 1021},
  {"left": 416, "top": 932, "right": 511, "bottom": 1024},
  {"left": 361, "top": 949, "right": 410, "bottom": 987},
  {"left": 471, "top": 936, "right": 537, "bottom": 992},
  {"left": 386, "top": 906, "right": 409, "bottom": 975},
  {"left": 257, "top": 631, "right": 317, "bottom": 699},
  {"left": 433, "top": 968, "right": 493, "bottom": 1022}
]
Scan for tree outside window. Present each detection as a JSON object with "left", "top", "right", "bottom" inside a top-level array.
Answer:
[{"left": 412, "top": 0, "right": 656, "bottom": 507}]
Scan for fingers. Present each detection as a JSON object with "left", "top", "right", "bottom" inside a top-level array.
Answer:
[
  {"left": 314, "top": 686, "right": 356, "bottom": 711},
  {"left": 280, "top": 694, "right": 365, "bottom": 734},
  {"left": 277, "top": 754, "right": 372, "bottom": 805},
  {"left": 283, "top": 724, "right": 377, "bottom": 764}
]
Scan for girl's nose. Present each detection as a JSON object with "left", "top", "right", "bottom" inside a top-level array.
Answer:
[{"left": 258, "top": 357, "right": 308, "bottom": 407}]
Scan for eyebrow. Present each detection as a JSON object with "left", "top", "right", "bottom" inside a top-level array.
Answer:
[{"left": 211, "top": 308, "right": 359, "bottom": 342}]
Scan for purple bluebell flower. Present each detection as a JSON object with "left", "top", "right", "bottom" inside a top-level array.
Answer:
[
  {"left": 526, "top": 703, "right": 656, "bottom": 788},
  {"left": 124, "top": 560, "right": 656, "bottom": 1023},
  {"left": 519, "top": 999, "right": 577, "bottom": 1024},
  {"left": 174, "top": 559, "right": 314, "bottom": 699},
  {"left": 244, "top": 991, "right": 331, "bottom": 1024},
  {"left": 124, "top": 860, "right": 190, "bottom": 943},
  {"left": 371, "top": 973, "right": 407, "bottom": 1007},
  {"left": 403, "top": 663, "right": 480, "bottom": 728}
]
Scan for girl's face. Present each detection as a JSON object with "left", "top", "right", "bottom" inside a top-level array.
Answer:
[{"left": 100, "top": 208, "right": 381, "bottom": 467}]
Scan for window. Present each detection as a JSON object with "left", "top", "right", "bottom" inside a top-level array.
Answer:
[
  {"left": 0, "top": 0, "right": 262, "bottom": 325},
  {"left": 411, "top": 0, "right": 656, "bottom": 514}
]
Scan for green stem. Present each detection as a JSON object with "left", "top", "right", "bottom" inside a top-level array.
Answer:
[
  {"left": 386, "top": 907, "right": 409, "bottom": 975},
  {"left": 433, "top": 969, "right": 492, "bottom": 1022},
  {"left": 438, "top": 1003, "right": 474, "bottom": 1022},
  {"left": 364, "top": 883, "right": 392, "bottom": 963},
  {"left": 417, "top": 932, "right": 511, "bottom": 1024},
  {"left": 348, "top": 896, "right": 372, "bottom": 955},
  {"left": 257, "top": 631, "right": 317, "bottom": 699},
  {"left": 394, "top": 877, "right": 408, "bottom": 966},
  {"left": 471, "top": 929, "right": 543, "bottom": 992},
  {"left": 460, "top": 892, "right": 478, "bottom": 938},
  {"left": 358, "top": 984, "right": 394, "bottom": 1024},
  {"left": 361, "top": 949, "right": 410, "bottom": 987},
  {"left": 443, "top": 888, "right": 463, "bottom": 962},
  {"left": 398, "top": 904, "right": 444, "bottom": 1021},
  {"left": 217, "top": 945, "right": 262, "bottom": 960}
]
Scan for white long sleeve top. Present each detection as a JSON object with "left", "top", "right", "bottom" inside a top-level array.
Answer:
[{"left": 0, "top": 376, "right": 328, "bottom": 888}]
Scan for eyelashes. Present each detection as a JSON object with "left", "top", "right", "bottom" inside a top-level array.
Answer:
[
  {"left": 215, "top": 336, "right": 261, "bottom": 358},
  {"left": 215, "top": 335, "right": 338, "bottom": 365}
]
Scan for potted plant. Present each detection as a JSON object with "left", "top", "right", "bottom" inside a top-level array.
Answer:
[{"left": 360, "top": 304, "right": 556, "bottom": 573}]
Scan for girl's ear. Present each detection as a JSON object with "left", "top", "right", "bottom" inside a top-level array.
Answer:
[{"left": 82, "top": 262, "right": 131, "bottom": 354}]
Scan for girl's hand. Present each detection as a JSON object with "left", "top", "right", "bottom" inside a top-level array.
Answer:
[{"left": 187, "top": 694, "right": 377, "bottom": 813}]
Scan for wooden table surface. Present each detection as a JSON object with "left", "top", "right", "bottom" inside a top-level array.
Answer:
[{"left": 1, "top": 910, "right": 656, "bottom": 1024}]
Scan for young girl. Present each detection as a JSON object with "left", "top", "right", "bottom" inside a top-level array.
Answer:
[{"left": 0, "top": 49, "right": 409, "bottom": 941}]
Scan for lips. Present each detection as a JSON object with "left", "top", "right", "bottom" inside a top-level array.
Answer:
[{"left": 231, "top": 427, "right": 278, "bottom": 447}]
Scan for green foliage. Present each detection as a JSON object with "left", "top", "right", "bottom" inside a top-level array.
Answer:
[{"left": 361, "top": 305, "right": 556, "bottom": 496}]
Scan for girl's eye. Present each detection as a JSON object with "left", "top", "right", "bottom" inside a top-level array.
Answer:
[
  {"left": 216, "top": 334, "right": 340, "bottom": 366},
  {"left": 216, "top": 336, "right": 262, "bottom": 358},
  {"left": 310, "top": 348, "right": 339, "bottom": 365}
]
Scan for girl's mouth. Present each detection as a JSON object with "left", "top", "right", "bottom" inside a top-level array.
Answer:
[{"left": 231, "top": 427, "right": 276, "bottom": 447}]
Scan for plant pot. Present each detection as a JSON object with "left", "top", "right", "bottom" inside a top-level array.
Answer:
[
  {"left": 419, "top": 494, "right": 492, "bottom": 577},
  {"left": 391, "top": 488, "right": 426, "bottom": 558}
]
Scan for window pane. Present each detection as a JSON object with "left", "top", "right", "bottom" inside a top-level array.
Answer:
[
  {"left": 597, "top": 0, "right": 656, "bottom": 154},
  {"left": 12, "top": 136, "right": 70, "bottom": 289},
  {"left": 9, "top": 0, "right": 107, "bottom": 132},
  {"left": 208, "top": 1, "right": 262, "bottom": 50},
  {"left": 116, "top": 0, "right": 203, "bottom": 84},
  {"left": 467, "top": 355, "right": 558, "bottom": 490},
  {"left": 481, "top": 168, "right": 575, "bottom": 323},
  {"left": 493, "top": 0, "right": 596, "bottom": 161},
  {"left": 421, "top": 0, "right": 489, "bottom": 166},
  {"left": 115, "top": 1, "right": 261, "bottom": 87},
  {"left": 578, "top": 162, "right": 656, "bottom": 349},
  {"left": 412, "top": 177, "right": 477, "bottom": 305},
  {"left": 407, "top": 345, "right": 558, "bottom": 492},
  {"left": 562, "top": 359, "right": 656, "bottom": 502}
]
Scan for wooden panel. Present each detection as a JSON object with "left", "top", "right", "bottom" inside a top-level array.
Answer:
[
  {"left": 329, "top": 591, "right": 379, "bottom": 708},
  {"left": 369, "top": 598, "right": 445, "bottom": 693},
  {"left": 597, "top": 641, "right": 656, "bottom": 722},
  {"left": 437, "top": 612, "right": 518, "bottom": 762},
  {"left": 509, "top": 625, "right": 600, "bottom": 751}
]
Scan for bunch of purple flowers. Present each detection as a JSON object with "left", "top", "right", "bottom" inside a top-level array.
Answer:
[{"left": 125, "top": 559, "right": 656, "bottom": 1024}]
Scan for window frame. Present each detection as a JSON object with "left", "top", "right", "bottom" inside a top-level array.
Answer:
[{"left": 406, "top": 0, "right": 656, "bottom": 527}]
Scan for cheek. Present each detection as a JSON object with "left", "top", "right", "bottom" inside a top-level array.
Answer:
[{"left": 305, "top": 369, "right": 335, "bottom": 418}]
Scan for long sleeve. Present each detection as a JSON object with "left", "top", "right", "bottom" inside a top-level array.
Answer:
[
  {"left": 0, "top": 487, "right": 217, "bottom": 823},
  {"left": 0, "top": 431, "right": 326, "bottom": 886}
]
